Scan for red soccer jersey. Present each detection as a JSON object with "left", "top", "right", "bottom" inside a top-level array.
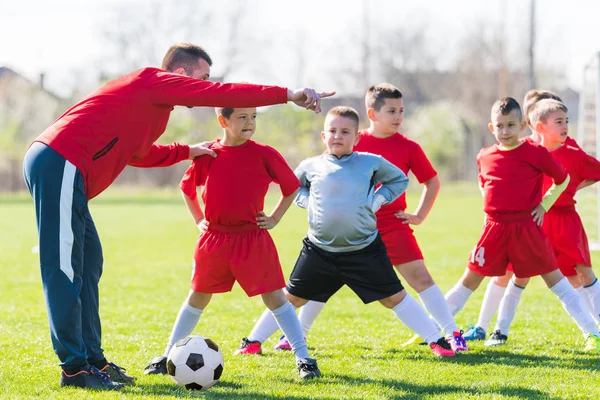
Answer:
[
  {"left": 35, "top": 68, "right": 288, "bottom": 199},
  {"left": 354, "top": 131, "right": 437, "bottom": 221},
  {"left": 543, "top": 145, "right": 600, "bottom": 207},
  {"left": 179, "top": 139, "right": 300, "bottom": 227},
  {"left": 477, "top": 141, "right": 568, "bottom": 218}
]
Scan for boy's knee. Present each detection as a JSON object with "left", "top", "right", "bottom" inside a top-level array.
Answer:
[
  {"left": 285, "top": 292, "right": 304, "bottom": 307},
  {"left": 576, "top": 265, "right": 596, "bottom": 286},
  {"left": 379, "top": 290, "right": 406, "bottom": 309}
]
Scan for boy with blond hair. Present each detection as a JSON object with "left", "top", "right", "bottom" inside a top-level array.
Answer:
[
  {"left": 143, "top": 106, "right": 321, "bottom": 379},
  {"left": 443, "top": 97, "right": 600, "bottom": 351},
  {"left": 237, "top": 106, "right": 456, "bottom": 357}
]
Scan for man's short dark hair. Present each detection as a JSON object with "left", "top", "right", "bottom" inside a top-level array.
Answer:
[{"left": 161, "top": 43, "right": 212, "bottom": 73}]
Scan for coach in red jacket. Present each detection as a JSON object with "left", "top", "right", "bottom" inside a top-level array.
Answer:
[{"left": 22, "top": 43, "right": 334, "bottom": 390}]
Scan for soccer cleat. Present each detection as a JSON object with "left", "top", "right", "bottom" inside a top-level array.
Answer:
[
  {"left": 296, "top": 357, "right": 321, "bottom": 379},
  {"left": 402, "top": 334, "right": 427, "bottom": 347},
  {"left": 143, "top": 356, "right": 168, "bottom": 375},
  {"left": 234, "top": 337, "right": 262, "bottom": 355},
  {"left": 484, "top": 330, "right": 508, "bottom": 347},
  {"left": 584, "top": 334, "right": 600, "bottom": 352},
  {"left": 447, "top": 331, "right": 469, "bottom": 352},
  {"left": 429, "top": 337, "right": 455, "bottom": 357},
  {"left": 60, "top": 365, "right": 124, "bottom": 390},
  {"left": 100, "top": 362, "right": 136, "bottom": 383},
  {"left": 463, "top": 325, "right": 487, "bottom": 341},
  {"left": 274, "top": 335, "right": 292, "bottom": 351}
]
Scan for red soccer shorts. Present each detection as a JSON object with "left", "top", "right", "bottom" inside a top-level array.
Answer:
[
  {"left": 191, "top": 225, "right": 286, "bottom": 297},
  {"left": 378, "top": 222, "right": 424, "bottom": 265},
  {"left": 543, "top": 206, "right": 592, "bottom": 277},
  {"left": 467, "top": 215, "right": 559, "bottom": 278}
]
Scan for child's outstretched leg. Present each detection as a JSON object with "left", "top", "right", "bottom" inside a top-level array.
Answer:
[
  {"left": 381, "top": 290, "right": 454, "bottom": 357},
  {"left": 274, "top": 300, "right": 326, "bottom": 351},
  {"left": 144, "top": 290, "right": 212, "bottom": 375},
  {"left": 464, "top": 271, "right": 513, "bottom": 341},
  {"left": 398, "top": 260, "right": 468, "bottom": 351},
  {"left": 542, "top": 270, "right": 600, "bottom": 351},
  {"left": 445, "top": 269, "right": 486, "bottom": 316},
  {"left": 577, "top": 266, "right": 600, "bottom": 326},
  {"left": 484, "top": 277, "right": 529, "bottom": 347}
]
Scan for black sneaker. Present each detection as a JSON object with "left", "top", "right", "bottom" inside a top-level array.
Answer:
[
  {"left": 144, "top": 356, "right": 168, "bottom": 375},
  {"left": 60, "top": 365, "right": 124, "bottom": 390},
  {"left": 484, "top": 330, "right": 508, "bottom": 347},
  {"left": 100, "top": 362, "right": 136, "bottom": 384},
  {"left": 296, "top": 358, "right": 321, "bottom": 379}
]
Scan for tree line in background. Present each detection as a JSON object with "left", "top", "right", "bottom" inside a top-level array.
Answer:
[{"left": 0, "top": 0, "right": 566, "bottom": 192}]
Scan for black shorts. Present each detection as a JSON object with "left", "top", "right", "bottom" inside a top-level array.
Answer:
[{"left": 286, "top": 235, "right": 404, "bottom": 304}]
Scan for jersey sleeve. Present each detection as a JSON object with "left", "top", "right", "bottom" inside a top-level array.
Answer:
[
  {"left": 146, "top": 71, "right": 288, "bottom": 108},
  {"left": 537, "top": 146, "right": 568, "bottom": 184},
  {"left": 179, "top": 156, "right": 211, "bottom": 200},
  {"left": 263, "top": 147, "right": 301, "bottom": 196},
  {"left": 128, "top": 143, "right": 190, "bottom": 168},
  {"left": 580, "top": 152, "right": 600, "bottom": 182},
  {"left": 408, "top": 140, "right": 437, "bottom": 183}
]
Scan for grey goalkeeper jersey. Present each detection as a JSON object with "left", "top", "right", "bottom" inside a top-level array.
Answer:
[{"left": 294, "top": 151, "right": 409, "bottom": 252}]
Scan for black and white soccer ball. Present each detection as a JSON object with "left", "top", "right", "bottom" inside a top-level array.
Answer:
[{"left": 167, "top": 335, "right": 224, "bottom": 390}]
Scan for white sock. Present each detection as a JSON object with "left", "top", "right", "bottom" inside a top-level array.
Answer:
[
  {"left": 445, "top": 283, "right": 474, "bottom": 316},
  {"left": 583, "top": 278, "right": 600, "bottom": 325},
  {"left": 551, "top": 278, "right": 600, "bottom": 337},
  {"left": 393, "top": 294, "right": 441, "bottom": 344},
  {"left": 247, "top": 308, "right": 281, "bottom": 343},
  {"left": 418, "top": 284, "right": 458, "bottom": 336},
  {"left": 164, "top": 303, "right": 203, "bottom": 357},
  {"left": 298, "top": 301, "right": 326, "bottom": 337},
  {"left": 475, "top": 281, "right": 506, "bottom": 332},
  {"left": 271, "top": 302, "right": 310, "bottom": 359},
  {"left": 494, "top": 281, "right": 524, "bottom": 336}
]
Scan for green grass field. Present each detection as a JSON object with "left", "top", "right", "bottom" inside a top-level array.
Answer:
[{"left": 1, "top": 184, "right": 599, "bottom": 399}]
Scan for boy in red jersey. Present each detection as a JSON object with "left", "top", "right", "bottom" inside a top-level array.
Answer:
[
  {"left": 464, "top": 90, "right": 591, "bottom": 342},
  {"left": 475, "top": 100, "right": 600, "bottom": 350},
  {"left": 143, "top": 107, "right": 321, "bottom": 379},
  {"left": 22, "top": 42, "right": 333, "bottom": 389},
  {"left": 256, "top": 84, "right": 467, "bottom": 352},
  {"left": 443, "top": 97, "right": 600, "bottom": 350}
]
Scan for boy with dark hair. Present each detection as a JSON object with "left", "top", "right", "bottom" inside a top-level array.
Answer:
[
  {"left": 143, "top": 106, "right": 321, "bottom": 379},
  {"left": 23, "top": 41, "right": 334, "bottom": 389},
  {"left": 237, "top": 106, "right": 456, "bottom": 358},
  {"left": 442, "top": 97, "right": 600, "bottom": 350},
  {"left": 463, "top": 90, "right": 587, "bottom": 342}
]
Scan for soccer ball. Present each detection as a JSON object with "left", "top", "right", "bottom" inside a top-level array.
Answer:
[{"left": 167, "top": 335, "right": 224, "bottom": 390}]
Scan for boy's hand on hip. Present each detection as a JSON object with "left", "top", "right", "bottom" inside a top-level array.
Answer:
[
  {"left": 395, "top": 211, "right": 424, "bottom": 225},
  {"left": 197, "top": 219, "right": 209, "bottom": 233},
  {"left": 256, "top": 211, "right": 278, "bottom": 230},
  {"left": 189, "top": 142, "right": 217, "bottom": 159},
  {"left": 531, "top": 205, "right": 546, "bottom": 226}
]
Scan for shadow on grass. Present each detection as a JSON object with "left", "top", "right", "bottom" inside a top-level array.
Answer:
[
  {"left": 331, "top": 374, "right": 559, "bottom": 400},
  {"left": 129, "top": 381, "right": 332, "bottom": 399},
  {"left": 380, "top": 348, "right": 600, "bottom": 371}
]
